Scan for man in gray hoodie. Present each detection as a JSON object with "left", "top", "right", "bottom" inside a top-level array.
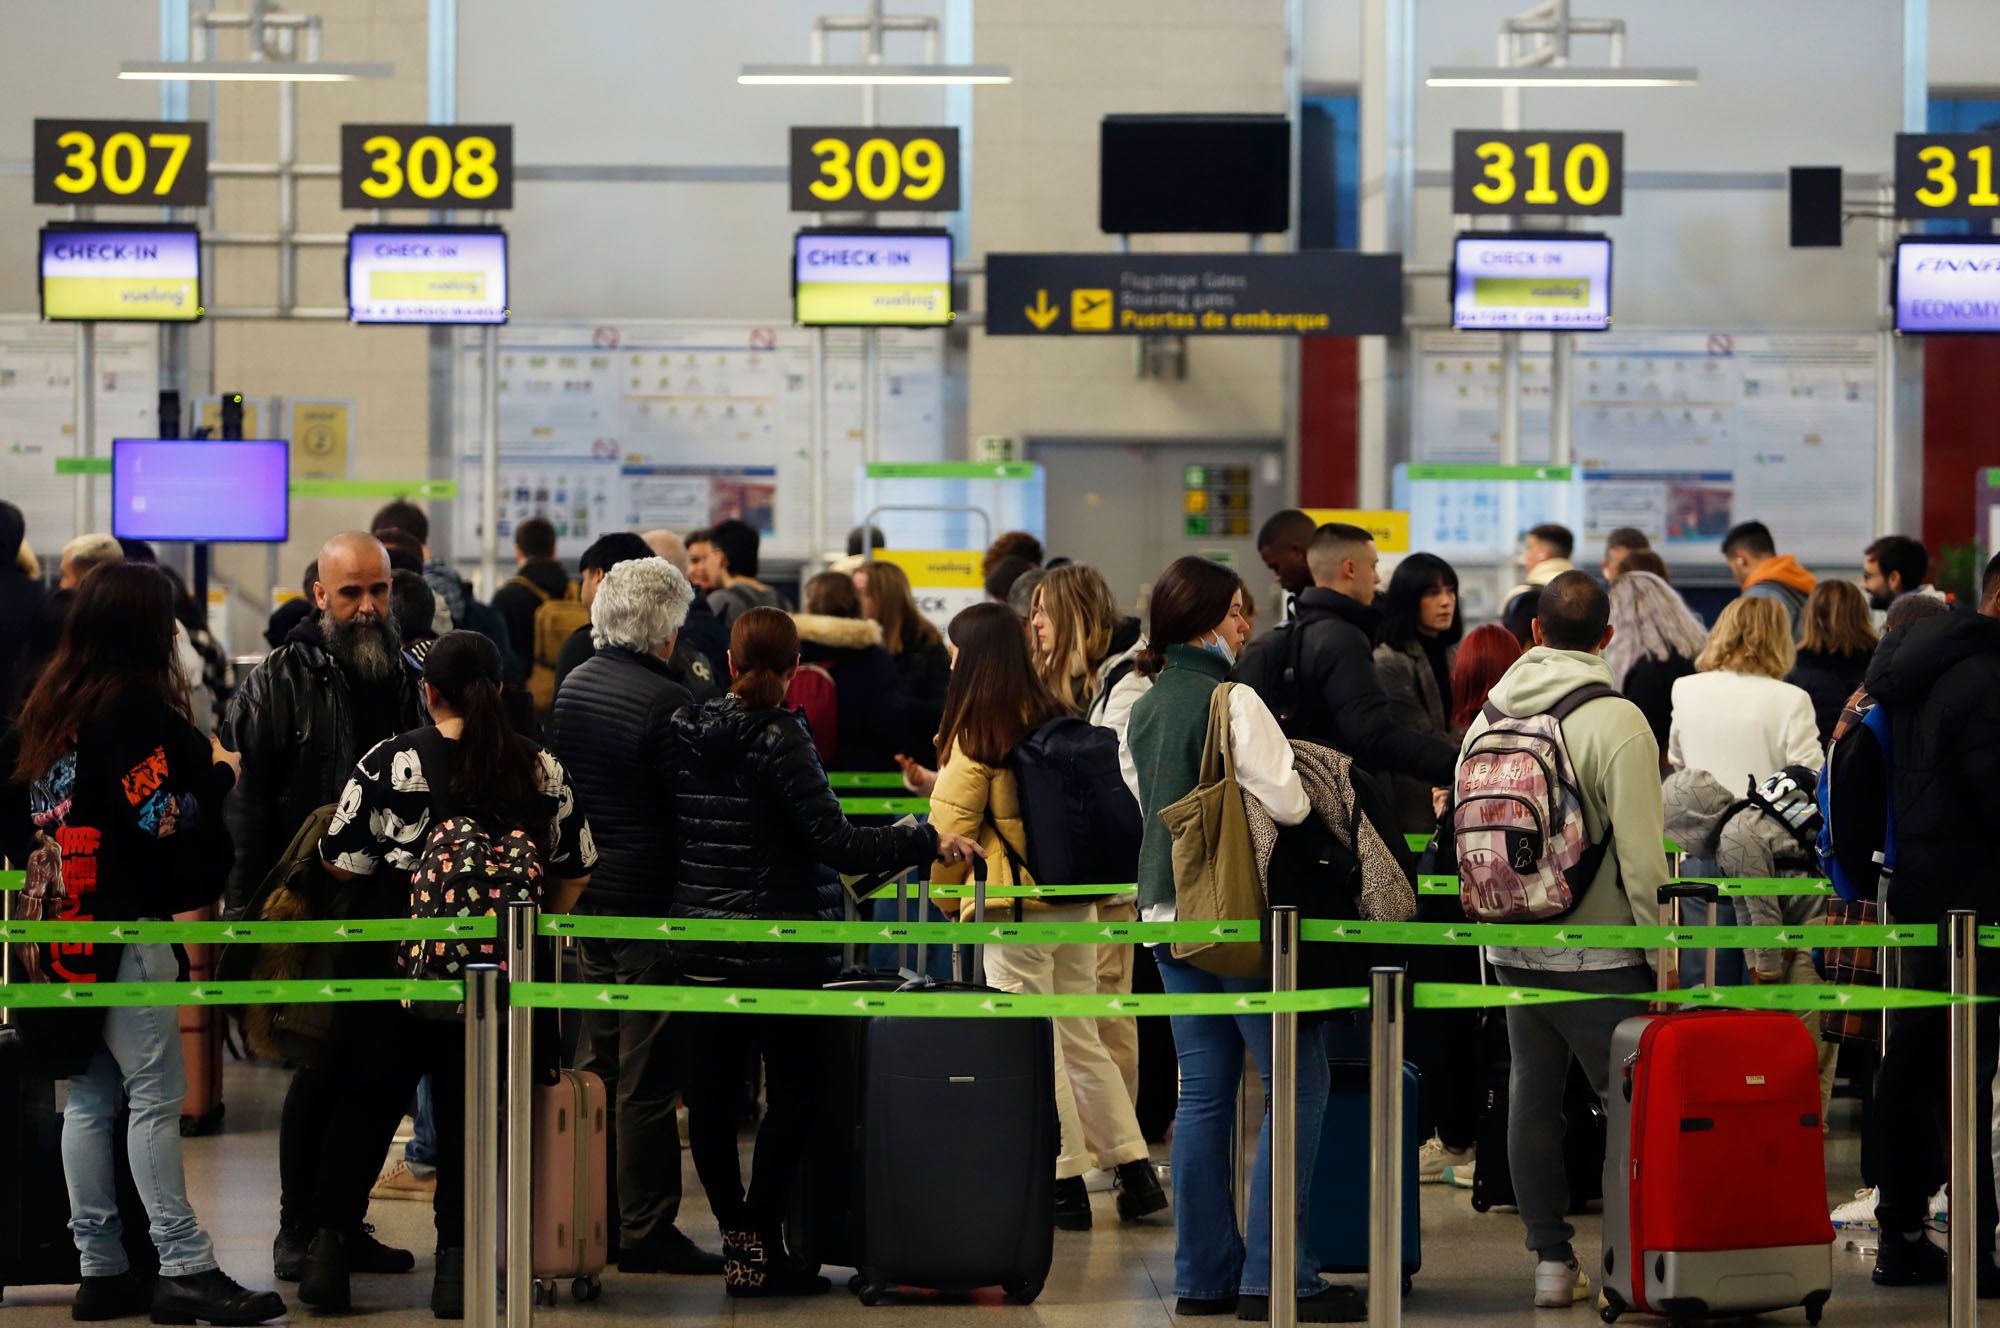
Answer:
[{"left": 1457, "top": 571, "right": 1669, "bottom": 1310}]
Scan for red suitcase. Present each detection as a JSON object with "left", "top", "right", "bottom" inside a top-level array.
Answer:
[{"left": 174, "top": 905, "right": 225, "bottom": 1135}]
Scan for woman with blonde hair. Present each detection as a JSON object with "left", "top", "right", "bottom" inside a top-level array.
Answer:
[
  {"left": 1667, "top": 595, "right": 1823, "bottom": 793},
  {"left": 1787, "top": 579, "right": 1878, "bottom": 745}
]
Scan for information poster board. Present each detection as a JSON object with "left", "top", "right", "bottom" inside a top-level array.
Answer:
[
  {"left": 452, "top": 321, "right": 947, "bottom": 560},
  {"left": 1409, "top": 329, "right": 1877, "bottom": 564}
]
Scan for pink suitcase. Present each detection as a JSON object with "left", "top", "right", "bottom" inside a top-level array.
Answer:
[
  {"left": 528, "top": 1067, "right": 609, "bottom": 1305},
  {"left": 174, "top": 906, "right": 225, "bottom": 1135}
]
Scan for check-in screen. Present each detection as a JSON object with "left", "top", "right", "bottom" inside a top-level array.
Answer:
[
  {"left": 40, "top": 225, "right": 202, "bottom": 322},
  {"left": 795, "top": 231, "right": 953, "bottom": 327},
  {"left": 1894, "top": 239, "right": 2000, "bottom": 333},
  {"left": 1452, "top": 234, "right": 1612, "bottom": 331},
  {"left": 112, "top": 439, "right": 289, "bottom": 543},
  {"left": 348, "top": 226, "right": 508, "bottom": 324}
]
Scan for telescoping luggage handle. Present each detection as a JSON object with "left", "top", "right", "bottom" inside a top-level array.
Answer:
[{"left": 1656, "top": 881, "right": 1721, "bottom": 998}]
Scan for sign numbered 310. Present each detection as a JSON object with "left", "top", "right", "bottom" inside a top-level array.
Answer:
[
  {"left": 789, "top": 126, "right": 961, "bottom": 213},
  {"left": 1452, "top": 130, "right": 1624, "bottom": 216},
  {"left": 1894, "top": 133, "right": 2000, "bottom": 219},
  {"left": 34, "top": 119, "right": 209, "bottom": 206},
  {"left": 340, "top": 124, "right": 513, "bottom": 210}
]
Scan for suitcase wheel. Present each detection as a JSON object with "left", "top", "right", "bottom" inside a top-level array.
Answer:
[
  {"left": 1003, "top": 1279, "right": 1044, "bottom": 1306},
  {"left": 534, "top": 1280, "right": 558, "bottom": 1308},
  {"left": 1470, "top": 1196, "right": 1490, "bottom": 1213},
  {"left": 572, "top": 1276, "right": 601, "bottom": 1302},
  {"left": 1401, "top": 1274, "right": 1412, "bottom": 1296},
  {"left": 857, "top": 1282, "right": 889, "bottom": 1306}
]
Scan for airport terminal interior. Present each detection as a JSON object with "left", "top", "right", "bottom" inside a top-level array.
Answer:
[{"left": 6, "top": 1, "right": 2000, "bottom": 1326}]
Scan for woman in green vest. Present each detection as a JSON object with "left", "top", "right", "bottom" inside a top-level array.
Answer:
[{"left": 1126, "top": 557, "right": 1353, "bottom": 1322}]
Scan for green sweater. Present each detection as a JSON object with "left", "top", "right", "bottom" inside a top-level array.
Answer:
[{"left": 1127, "top": 645, "right": 1232, "bottom": 914}]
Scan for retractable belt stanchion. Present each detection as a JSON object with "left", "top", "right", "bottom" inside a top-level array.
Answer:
[
  {"left": 1269, "top": 905, "right": 1300, "bottom": 1328},
  {"left": 506, "top": 902, "right": 538, "bottom": 1327},
  {"left": 1368, "top": 965, "right": 1406, "bottom": 1328},
  {"left": 465, "top": 964, "right": 504, "bottom": 1328},
  {"left": 1948, "top": 909, "right": 1977, "bottom": 1328}
]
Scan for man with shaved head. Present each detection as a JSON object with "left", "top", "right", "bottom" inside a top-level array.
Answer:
[{"left": 220, "top": 532, "right": 429, "bottom": 1283}]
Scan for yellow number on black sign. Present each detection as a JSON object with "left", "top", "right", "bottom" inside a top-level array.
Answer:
[
  {"left": 454, "top": 136, "right": 499, "bottom": 199},
  {"left": 359, "top": 133, "right": 500, "bottom": 202},
  {"left": 1565, "top": 142, "right": 1610, "bottom": 206},
  {"left": 1915, "top": 144, "right": 1957, "bottom": 208},
  {"left": 359, "top": 134, "right": 404, "bottom": 199},
  {"left": 148, "top": 132, "right": 193, "bottom": 195},
  {"left": 808, "top": 137, "right": 853, "bottom": 202},
  {"left": 1471, "top": 141, "right": 1516, "bottom": 204},
  {"left": 53, "top": 130, "right": 97, "bottom": 194},
  {"left": 809, "top": 135, "right": 950, "bottom": 205},
  {"left": 902, "top": 138, "right": 946, "bottom": 201},
  {"left": 50, "top": 127, "right": 196, "bottom": 197}
]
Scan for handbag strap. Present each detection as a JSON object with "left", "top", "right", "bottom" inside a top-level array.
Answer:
[{"left": 1199, "top": 682, "right": 1238, "bottom": 785}]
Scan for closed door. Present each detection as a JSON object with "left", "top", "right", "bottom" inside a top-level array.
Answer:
[{"left": 1031, "top": 437, "right": 1287, "bottom": 627}]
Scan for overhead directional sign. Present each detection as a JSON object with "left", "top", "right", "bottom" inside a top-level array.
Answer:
[
  {"left": 985, "top": 252, "right": 1403, "bottom": 337},
  {"left": 1452, "top": 130, "right": 1623, "bottom": 216}
]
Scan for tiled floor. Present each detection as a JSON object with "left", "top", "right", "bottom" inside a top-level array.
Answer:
[{"left": 0, "top": 1060, "right": 1957, "bottom": 1325}]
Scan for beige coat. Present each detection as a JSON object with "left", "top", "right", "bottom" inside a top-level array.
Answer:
[{"left": 926, "top": 748, "right": 1074, "bottom": 917}]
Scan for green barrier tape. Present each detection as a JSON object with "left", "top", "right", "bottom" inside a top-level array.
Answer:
[
  {"left": 1417, "top": 876, "right": 1460, "bottom": 895},
  {"left": 1681, "top": 877, "right": 1834, "bottom": 898},
  {"left": 1980, "top": 928, "right": 2000, "bottom": 948},
  {"left": 828, "top": 771, "right": 907, "bottom": 789},
  {"left": 0, "top": 870, "right": 20, "bottom": 892},
  {"left": 1404, "top": 833, "right": 1429, "bottom": 853},
  {"left": 1298, "top": 919, "right": 1936, "bottom": 949},
  {"left": 838, "top": 797, "right": 931, "bottom": 816},
  {"left": 1406, "top": 463, "right": 1574, "bottom": 482},
  {"left": 863, "top": 882, "right": 1133, "bottom": 902},
  {"left": 540, "top": 916, "right": 1255, "bottom": 945},
  {"left": 289, "top": 479, "right": 459, "bottom": 500},
  {"left": 1412, "top": 982, "right": 1987, "bottom": 1011},
  {"left": 865, "top": 462, "right": 1033, "bottom": 480},
  {"left": 0, "top": 979, "right": 461, "bottom": 1009},
  {"left": 1, "top": 917, "right": 498, "bottom": 944},
  {"left": 55, "top": 457, "right": 113, "bottom": 476},
  {"left": 1664, "top": 837, "right": 1682, "bottom": 855},
  {"left": 510, "top": 980, "right": 1363, "bottom": 1018}
]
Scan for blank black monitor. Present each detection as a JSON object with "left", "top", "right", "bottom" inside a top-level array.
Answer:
[
  {"left": 1789, "top": 167, "right": 1844, "bottom": 248},
  {"left": 1100, "top": 114, "right": 1291, "bottom": 235}
]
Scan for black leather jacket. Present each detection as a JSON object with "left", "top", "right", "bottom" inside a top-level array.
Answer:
[
  {"left": 547, "top": 646, "right": 692, "bottom": 916},
  {"left": 219, "top": 617, "right": 426, "bottom": 917},
  {"left": 666, "top": 695, "right": 936, "bottom": 983}
]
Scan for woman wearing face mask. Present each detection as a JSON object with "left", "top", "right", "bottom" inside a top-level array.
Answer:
[
  {"left": 1126, "top": 558, "right": 1352, "bottom": 1322},
  {"left": 1371, "top": 553, "right": 1462, "bottom": 834}
]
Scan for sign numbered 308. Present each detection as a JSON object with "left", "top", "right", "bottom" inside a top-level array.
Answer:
[
  {"left": 1894, "top": 133, "right": 2000, "bottom": 219},
  {"left": 34, "top": 119, "right": 210, "bottom": 206},
  {"left": 789, "top": 126, "right": 961, "bottom": 213},
  {"left": 340, "top": 124, "right": 513, "bottom": 210},
  {"left": 1452, "top": 130, "right": 1624, "bottom": 217}
]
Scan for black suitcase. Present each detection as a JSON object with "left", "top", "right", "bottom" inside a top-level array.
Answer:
[
  {"left": 1468, "top": 1010, "right": 1607, "bottom": 1214},
  {"left": 1, "top": 1025, "right": 159, "bottom": 1301}
]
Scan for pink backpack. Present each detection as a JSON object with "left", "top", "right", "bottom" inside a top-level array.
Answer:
[{"left": 1454, "top": 683, "right": 1617, "bottom": 922}]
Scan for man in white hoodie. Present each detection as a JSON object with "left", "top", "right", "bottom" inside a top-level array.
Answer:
[{"left": 1458, "top": 571, "right": 1669, "bottom": 1310}]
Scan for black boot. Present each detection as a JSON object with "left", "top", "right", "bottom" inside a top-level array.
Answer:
[
  {"left": 1114, "top": 1158, "right": 1169, "bottom": 1221},
  {"left": 1054, "top": 1176, "right": 1093, "bottom": 1231},
  {"left": 270, "top": 1227, "right": 310, "bottom": 1284},
  {"left": 71, "top": 1268, "right": 154, "bottom": 1321},
  {"left": 431, "top": 1247, "right": 465, "bottom": 1320},
  {"left": 617, "top": 1226, "right": 726, "bottom": 1275},
  {"left": 1875, "top": 1231, "right": 1949, "bottom": 1286},
  {"left": 150, "top": 1268, "right": 285, "bottom": 1326},
  {"left": 345, "top": 1222, "right": 416, "bottom": 1274},
  {"left": 297, "top": 1229, "right": 351, "bottom": 1311}
]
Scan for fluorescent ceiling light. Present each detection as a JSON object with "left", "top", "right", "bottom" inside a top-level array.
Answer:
[
  {"left": 1426, "top": 65, "right": 1697, "bottom": 88},
  {"left": 738, "top": 62, "right": 1012, "bottom": 86},
  {"left": 119, "top": 59, "right": 394, "bottom": 82}
]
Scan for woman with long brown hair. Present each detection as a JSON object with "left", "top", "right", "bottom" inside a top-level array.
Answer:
[
  {"left": 927, "top": 602, "right": 1168, "bottom": 1232},
  {"left": 1787, "top": 579, "right": 1878, "bottom": 745},
  {"left": 0, "top": 563, "right": 283, "bottom": 1325},
  {"left": 667, "top": 607, "right": 979, "bottom": 1295},
  {"left": 856, "top": 558, "right": 951, "bottom": 762}
]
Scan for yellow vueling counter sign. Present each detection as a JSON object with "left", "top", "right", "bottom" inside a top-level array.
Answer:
[
  {"left": 795, "top": 231, "right": 954, "bottom": 327},
  {"left": 875, "top": 550, "right": 983, "bottom": 632},
  {"left": 40, "top": 224, "right": 202, "bottom": 322}
]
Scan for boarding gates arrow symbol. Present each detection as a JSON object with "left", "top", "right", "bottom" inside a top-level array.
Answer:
[{"left": 1024, "top": 289, "right": 1060, "bottom": 330}]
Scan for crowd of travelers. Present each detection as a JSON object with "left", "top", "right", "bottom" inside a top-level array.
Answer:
[{"left": 3, "top": 488, "right": 1997, "bottom": 1322}]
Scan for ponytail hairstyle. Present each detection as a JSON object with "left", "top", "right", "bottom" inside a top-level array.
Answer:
[
  {"left": 729, "top": 606, "right": 799, "bottom": 709},
  {"left": 423, "top": 630, "right": 548, "bottom": 850},
  {"left": 1135, "top": 556, "right": 1243, "bottom": 678}
]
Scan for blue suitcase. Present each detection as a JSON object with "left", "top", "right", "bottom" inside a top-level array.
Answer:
[{"left": 1307, "top": 1058, "right": 1420, "bottom": 1294}]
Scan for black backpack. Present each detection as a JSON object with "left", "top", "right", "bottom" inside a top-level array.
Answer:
[{"left": 993, "top": 715, "right": 1142, "bottom": 900}]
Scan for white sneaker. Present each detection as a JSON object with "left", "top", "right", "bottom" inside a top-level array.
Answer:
[
  {"left": 1830, "top": 1187, "right": 1878, "bottom": 1229},
  {"left": 1932, "top": 1186, "right": 1950, "bottom": 1228},
  {"left": 1084, "top": 1168, "right": 1114, "bottom": 1194},
  {"left": 1418, "top": 1136, "right": 1475, "bottom": 1184},
  {"left": 1534, "top": 1258, "right": 1588, "bottom": 1308}
]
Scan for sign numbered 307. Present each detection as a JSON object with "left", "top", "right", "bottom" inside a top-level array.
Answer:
[
  {"left": 1452, "top": 130, "right": 1624, "bottom": 217},
  {"left": 34, "top": 119, "right": 209, "bottom": 206}
]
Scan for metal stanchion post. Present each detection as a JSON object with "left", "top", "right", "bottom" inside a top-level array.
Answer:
[
  {"left": 1949, "top": 909, "right": 1977, "bottom": 1328},
  {"left": 1270, "top": 906, "right": 1300, "bottom": 1328},
  {"left": 506, "top": 903, "right": 538, "bottom": 1327},
  {"left": 1369, "top": 965, "right": 1407, "bottom": 1328},
  {"left": 465, "top": 964, "right": 503, "bottom": 1328}
]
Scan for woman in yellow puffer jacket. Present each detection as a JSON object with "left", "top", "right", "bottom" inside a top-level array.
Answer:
[{"left": 926, "top": 602, "right": 1167, "bottom": 1233}]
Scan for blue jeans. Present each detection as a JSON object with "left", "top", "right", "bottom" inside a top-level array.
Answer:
[
  {"left": 1154, "top": 947, "right": 1330, "bottom": 1300},
  {"left": 404, "top": 1075, "right": 438, "bottom": 1176},
  {"left": 62, "top": 943, "right": 218, "bottom": 1278}
]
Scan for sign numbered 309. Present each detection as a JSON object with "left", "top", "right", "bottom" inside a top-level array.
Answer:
[
  {"left": 1894, "top": 133, "right": 2000, "bottom": 219},
  {"left": 34, "top": 119, "right": 209, "bottom": 206},
  {"left": 1452, "top": 130, "right": 1624, "bottom": 216},
  {"left": 340, "top": 124, "right": 513, "bottom": 210},
  {"left": 789, "top": 127, "right": 961, "bottom": 213}
]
